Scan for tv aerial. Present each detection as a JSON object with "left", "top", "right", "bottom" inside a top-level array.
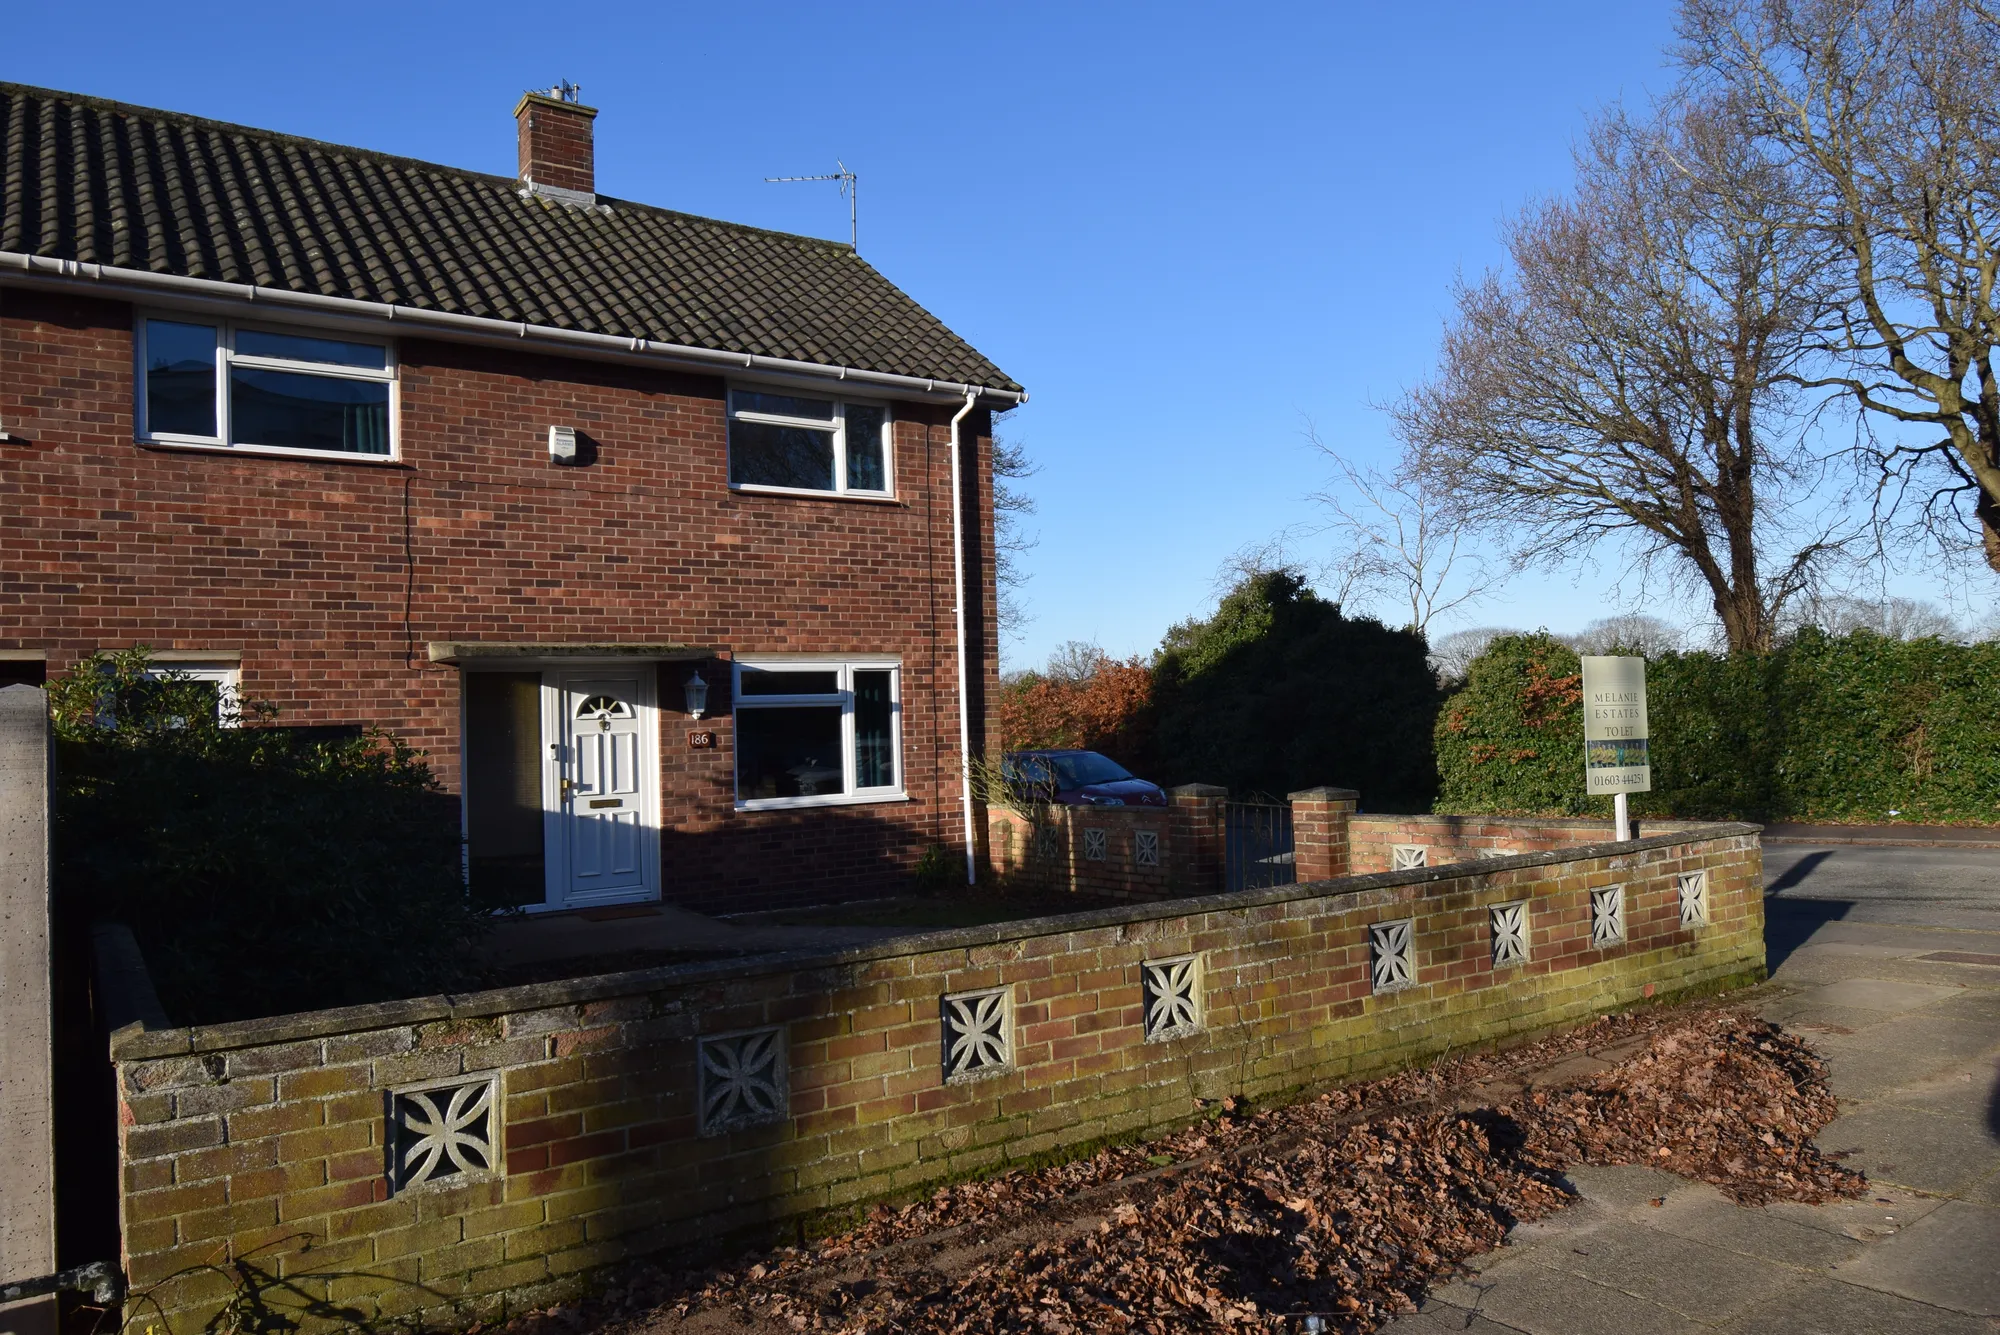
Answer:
[{"left": 764, "top": 159, "right": 858, "bottom": 251}]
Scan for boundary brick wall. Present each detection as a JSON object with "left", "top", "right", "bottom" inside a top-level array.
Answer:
[
  {"left": 984, "top": 785, "right": 1226, "bottom": 901},
  {"left": 1348, "top": 814, "right": 1701, "bottom": 875},
  {"left": 107, "top": 823, "right": 1764, "bottom": 1332},
  {"left": 0, "top": 287, "right": 1001, "bottom": 911}
]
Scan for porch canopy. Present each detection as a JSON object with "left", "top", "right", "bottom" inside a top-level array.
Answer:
[{"left": 427, "top": 642, "right": 725, "bottom": 665}]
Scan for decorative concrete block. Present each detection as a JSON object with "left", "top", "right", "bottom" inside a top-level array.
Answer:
[
  {"left": 1369, "top": 920, "right": 1416, "bottom": 992},
  {"left": 1490, "top": 901, "right": 1529, "bottom": 966},
  {"left": 941, "top": 988, "right": 1011, "bottom": 1082},
  {"left": 1141, "top": 955, "right": 1201, "bottom": 1040},
  {"left": 1083, "top": 829, "right": 1107, "bottom": 862},
  {"left": 696, "top": 1027, "right": 787, "bottom": 1135},
  {"left": 1678, "top": 870, "right": 1709, "bottom": 927},
  {"left": 387, "top": 1075, "right": 498, "bottom": 1194},
  {"left": 1591, "top": 886, "right": 1626, "bottom": 946},
  {"left": 1134, "top": 830, "right": 1160, "bottom": 868},
  {"left": 1390, "top": 845, "right": 1428, "bottom": 870}
]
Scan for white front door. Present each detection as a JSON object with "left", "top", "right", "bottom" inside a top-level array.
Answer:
[{"left": 549, "top": 671, "right": 659, "bottom": 908}]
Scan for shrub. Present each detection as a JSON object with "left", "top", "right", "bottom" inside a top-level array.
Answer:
[
  {"left": 995, "top": 655, "right": 1154, "bottom": 765},
  {"left": 1148, "top": 571, "right": 1442, "bottom": 810},
  {"left": 49, "top": 649, "right": 489, "bottom": 1025}
]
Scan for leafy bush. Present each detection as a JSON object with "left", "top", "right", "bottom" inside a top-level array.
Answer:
[
  {"left": 50, "top": 650, "right": 489, "bottom": 1025},
  {"left": 1435, "top": 629, "right": 2000, "bottom": 823},
  {"left": 995, "top": 654, "right": 1154, "bottom": 763},
  {"left": 1148, "top": 572, "right": 1442, "bottom": 810}
]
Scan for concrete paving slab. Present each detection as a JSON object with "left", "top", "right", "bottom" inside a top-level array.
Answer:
[
  {"left": 1427, "top": 1261, "right": 1704, "bottom": 1335},
  {"left": 1526, "top": 1220, "right": 1799, "bottom": 1322},
  {"left": 1795, "top": 978, "right": 1966, "bottom": 1013},
  {"left": 1394, "top": 1300, "right": 1530, "bottom": 1333},
  {"left": 1646, "top": 1192, "right": 1869, "bottom": 1269},
  {"left": 1827, "top": 1013, "right": 2000, "bottom": 1062},
  {"left": 1877, "top": 1058, "right": 2000, "bottom": 1120},
  {"left": 1555, "top": 1164, "right": 1693, "bottom": 1212},
  {"left": 1927, "top": 988, "right": 2000, "bottom": 1026},
  {"left": 1757, "top": 1182, "right": 1948, "bottom": 1242},
  {"left": 1962, "top": 1166, "right": 2000, "bottom": 1207},
  {"left": 1807, "top": 1043, "right": 1974, "bottom": 1102},
  {"left": 1714, "top": 1274, "right": 1998, "bottom": 1334},
  {"left": 1832, "top": 1199, "right": 2000, "bottom": 1316},
  {"left": 1760, "top": 1003, "right": 1909, "bottom": 1035},
  {"left": 1814, "top": 1104, "right": 2000, "bottom": 1196}
]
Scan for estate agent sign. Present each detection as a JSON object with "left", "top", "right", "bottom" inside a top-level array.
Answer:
[{"left": 1580, "top": 655, "right": 1651, "bottom": 796}]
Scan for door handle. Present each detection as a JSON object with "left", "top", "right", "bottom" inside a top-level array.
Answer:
[{"left": 560, "top": 777, "right": 574, "bottom": 801}]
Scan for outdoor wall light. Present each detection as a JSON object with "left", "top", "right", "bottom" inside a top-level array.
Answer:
[{"left": 683, "top": 668, "right": 709, "bottom": 719}]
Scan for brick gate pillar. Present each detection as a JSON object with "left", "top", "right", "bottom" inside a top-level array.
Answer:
[
  {"left": 1289, "top": 786, "right": 1360, "bottom": 884},
  {"left": 1168, "top": 784, "right": 1228, "bottom": 894}
]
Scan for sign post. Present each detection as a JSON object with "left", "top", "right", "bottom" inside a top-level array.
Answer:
[{"left": 1580, "top": 656, "right": 1650, "bottom": 841}]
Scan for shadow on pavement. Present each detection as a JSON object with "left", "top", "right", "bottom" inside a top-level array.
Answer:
[{"left": 1764, "top": 896, "right": 1853, "bottom": 975}]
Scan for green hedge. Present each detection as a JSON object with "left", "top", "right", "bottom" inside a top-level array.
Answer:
[{"left": 1435, "top": 630, "right": 2000, "bottom": 824}]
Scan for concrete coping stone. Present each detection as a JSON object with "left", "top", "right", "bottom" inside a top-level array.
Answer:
[
  {"left": 1166, "top": 784, "right": 1228, "bottom": 798},
  {"left": 108, "top": 821, "right": 1762, "bottom": 1062},
  {"left": 1289, "top": 786, "right": 1361, "bottom": 801}
]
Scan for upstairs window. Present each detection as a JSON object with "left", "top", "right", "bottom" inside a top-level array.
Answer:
[
  {"left": 138, "top": 316, "right": 395, "bottom": 459},
  {"left": 728, "top": 389, "right": 891, "bottom": 496}
]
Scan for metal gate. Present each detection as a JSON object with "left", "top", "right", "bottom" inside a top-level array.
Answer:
[{"left": 1225, "top": 800, "right": 1295, "bottom": 892}]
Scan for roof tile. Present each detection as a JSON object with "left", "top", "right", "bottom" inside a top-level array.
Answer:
[{"left": 0, "top": 82, "right": 1019, "bottom": 393}]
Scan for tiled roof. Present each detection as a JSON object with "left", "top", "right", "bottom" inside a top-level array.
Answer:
[{"left": 0, "top": 82, "right": 1020, "bottom": 393}]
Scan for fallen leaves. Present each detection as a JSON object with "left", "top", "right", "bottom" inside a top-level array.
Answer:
[{"left": 493, "top": 1008, "right": 1861, "bottom": 1335}]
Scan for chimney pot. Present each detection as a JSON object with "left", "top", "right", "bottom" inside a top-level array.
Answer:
[{"left": 515, "top": 88, "right": 598, "bottom": 203}]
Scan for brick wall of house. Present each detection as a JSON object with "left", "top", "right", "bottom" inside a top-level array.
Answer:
[
  {"left": 0, "top": 287, "right": 1000, "bottom": 909},
  {"left": 107, "top": 824, "right": 1764, "bottom": 1332}
]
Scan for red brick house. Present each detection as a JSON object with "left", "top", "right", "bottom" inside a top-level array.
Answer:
[{"left": 0, "top": 81, "right": 1024, "bottom": 913}]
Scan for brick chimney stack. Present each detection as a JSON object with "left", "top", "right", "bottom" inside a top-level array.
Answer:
[{"left": 514, "top": 84, "right": 597, "bottom": 203}]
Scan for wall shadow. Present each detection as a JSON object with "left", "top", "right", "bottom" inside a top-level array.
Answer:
[{"left": 1763, "top": 896, "right": 1854, "bottom": 975}]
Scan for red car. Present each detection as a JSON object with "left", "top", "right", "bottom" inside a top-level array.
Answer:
[{"left": 1002, "top": 749, "right": 1168, "bottom": 807}]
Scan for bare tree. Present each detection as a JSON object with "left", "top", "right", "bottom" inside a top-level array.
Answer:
[
  {"left": 992, "top": 414, "right": 1039, "bottom": 644},
  {"left": 1682, "top": 0, "right": 2000, "bottom": 572},
  {"left": 1794, "top": 592, "right": 1962, "bottom": 639},
  {"left": 1394, "top": 98, "right": 1845, "bottom": 653},
  {"left": 1428, "top": 625, "right": 1522, "bottom": 682},
  {"left": 1307, "top": 427, "right": 1497, "bottom": 635},
  {"left": 1565, "top": 614, "right": 1691, "bottom": 655}
]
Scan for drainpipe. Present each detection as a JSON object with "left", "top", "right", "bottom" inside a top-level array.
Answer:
[{"left": 948, "top": 388, "right": 980, "bottom": 886}]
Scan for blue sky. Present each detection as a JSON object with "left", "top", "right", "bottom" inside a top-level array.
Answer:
[{"left": 9, "top": 2, "right": 1975, "bottom": 664}]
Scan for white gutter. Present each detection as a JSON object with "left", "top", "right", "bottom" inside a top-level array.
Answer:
[
  {"left": 948, "top": 388, "right": 980, "bottom": 887},
  {"left": 0, "top": 252, "right": 1027, "bottom": 408}
]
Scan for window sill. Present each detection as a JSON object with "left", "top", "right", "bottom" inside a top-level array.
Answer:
[
  {"left": 728, "top": 484, "right": 902, "bottom": 505},
  {"left": 736, "top": 790, "right": 910, "bottom": 813},
  {"left": 137, "top": 437, "right": 405, "bottom": 467}
]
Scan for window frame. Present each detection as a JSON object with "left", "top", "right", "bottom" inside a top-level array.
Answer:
[
  {"left": 726, "top": 386, "right": 895, "bottom": 499},
  {"left": 134, "top": 311, "right": 400, "bottom": 462},
  {"left": 731, "top": 657, "right": 904, "bottom": 811}
]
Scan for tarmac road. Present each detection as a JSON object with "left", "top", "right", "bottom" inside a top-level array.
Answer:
[{"left": 1764, "top": 842, "right": 2000, "bottom": 933}]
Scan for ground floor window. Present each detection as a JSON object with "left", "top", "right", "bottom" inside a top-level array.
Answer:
[{"left": 734, "top": 660, "right": 901, "bottom": 808}]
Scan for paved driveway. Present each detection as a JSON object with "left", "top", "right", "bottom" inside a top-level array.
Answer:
[{"left": 1387, "top": 842, "right": 2000, "bottom": 1334}]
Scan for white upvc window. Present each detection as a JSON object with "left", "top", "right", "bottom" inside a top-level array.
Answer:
[
  {"left": 732, "top": 659, "right": 903, "bottom": 810},
  {"left": 135, "top": 314, "right": 397, "bottom": 460},
  {"left": 727, "top": 388, "right": 892, "bottom": 497}
]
